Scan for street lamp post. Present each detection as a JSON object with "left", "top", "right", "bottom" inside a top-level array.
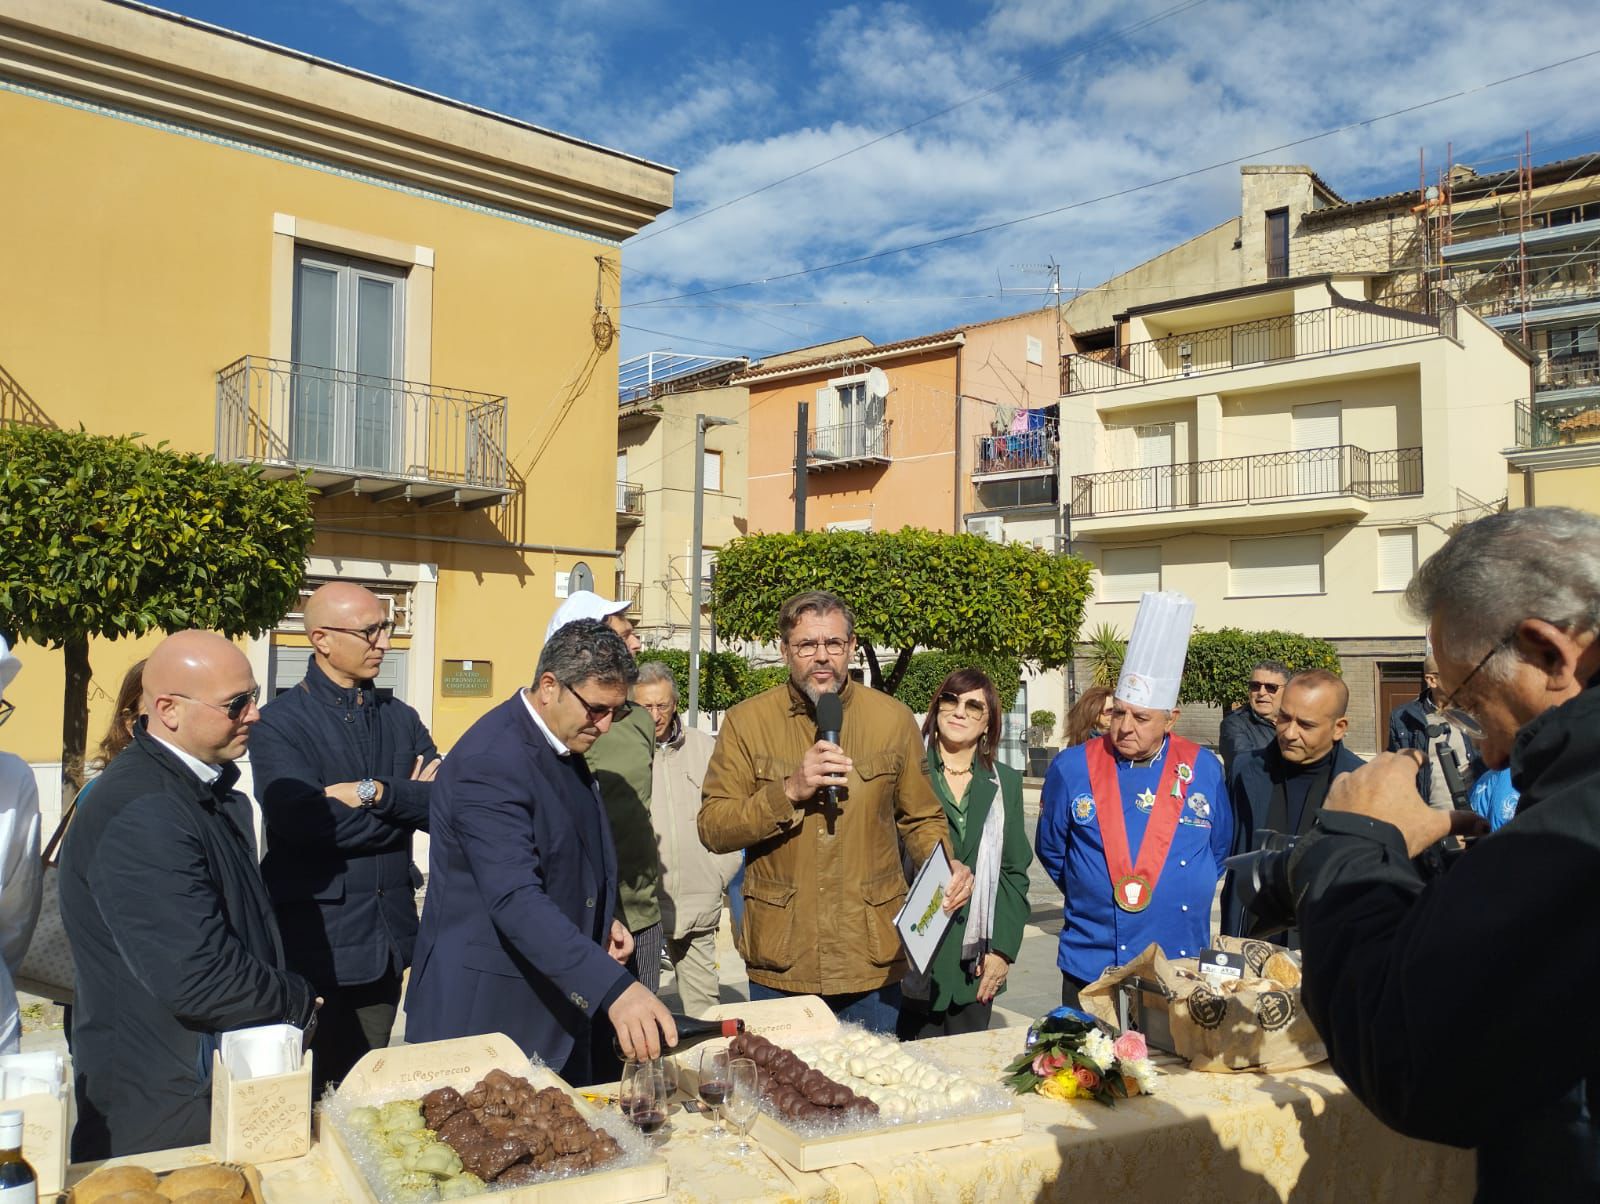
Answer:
[{"left": 689, "top": 413, "right": 736, "bottom": 728}]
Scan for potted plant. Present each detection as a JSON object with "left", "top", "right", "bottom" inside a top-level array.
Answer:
[{"left": 1027, "top": 709, "right": 1059, "bottom": 777}]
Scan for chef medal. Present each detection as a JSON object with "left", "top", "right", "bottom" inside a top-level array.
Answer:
[{"left": 1113, "top": 874, "right": 1153, "bottom": 912}]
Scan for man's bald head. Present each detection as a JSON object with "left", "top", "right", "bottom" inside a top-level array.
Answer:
[
  {"left": 145, "top": 630, "right": 259, "bottom": 764},
  {"left": 1275, "top": 669, "right": 1349, "bottom": 765},
  {"left": 304, "top": 581, "right": 391, "bottom": 687}
]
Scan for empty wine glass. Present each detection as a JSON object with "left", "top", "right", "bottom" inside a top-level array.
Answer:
[
  {"left": 621, "top": 1058, "right": 668, "bottom": 1140},
  {"left": 698, "top": 1046, "right": 731, "bottom": 1137},
  {"left": 725, "top": 1056, "right": 760, "bottom": 1155}
]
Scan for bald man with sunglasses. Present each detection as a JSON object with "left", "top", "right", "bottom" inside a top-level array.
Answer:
[{"left": 59, "top": 631, "right": 317, "bottom": 1158}]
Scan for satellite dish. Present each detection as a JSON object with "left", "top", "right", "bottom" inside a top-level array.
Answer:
[{"left": 865, "top": 366, "right": 890, "bottom": 399}]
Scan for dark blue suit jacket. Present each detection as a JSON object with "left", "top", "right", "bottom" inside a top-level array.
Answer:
[{"left": 402, "top": 693, "right": 632, "bottom": 1076}]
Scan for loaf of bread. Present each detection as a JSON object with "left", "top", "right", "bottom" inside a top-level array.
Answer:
[
  {"left": 157, "top": 1164, "right": 246, "bottom": 1199},
  {"left": 73, "top": 1165, "right": 163, "bottom": 1203}
]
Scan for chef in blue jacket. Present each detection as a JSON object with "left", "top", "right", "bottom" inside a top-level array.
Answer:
[{"left": 1037, "top": 592, "right": 1232, "bottom": 1007}]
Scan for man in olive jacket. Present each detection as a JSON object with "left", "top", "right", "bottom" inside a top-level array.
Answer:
[{"left": 699, "top": 591, "right": 972, "bottom": 1032}]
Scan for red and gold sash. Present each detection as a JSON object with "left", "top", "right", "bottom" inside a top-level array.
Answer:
[{"left": 1085, "top": 733, "right": 1200, "bottom": 912}]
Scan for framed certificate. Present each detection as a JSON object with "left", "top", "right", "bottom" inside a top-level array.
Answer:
[{"left": 894, "top": 843, "right": 955, "bottom": 975}]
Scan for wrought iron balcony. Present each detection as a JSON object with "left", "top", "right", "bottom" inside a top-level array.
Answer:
[
  {"left": 1062, "top": 301, "right": 1449, "bottom": 394},
  {"left": 1534, "top": 348, "right": 1600, "bottom": 394},
  {"left": 1070, "top": 445, "right": 1423, "bottom": 519},
  {"left": 614, "top": 576, "right": 642, "bottom": 615},
  {"left": 616, "top": 481, "right": 645, "bottom": 518},
  {"left": 1514, "top": 398, "right": 1600, "bottom": 448},
  {"left": 808, "top": 420, "right": 890, "bottom": 470},
  {"left": 973, "top": 425, "right": 1058, "bottom": 477},
  {"left": 215, "top": 357, "right": 512, "bottom": 509}
]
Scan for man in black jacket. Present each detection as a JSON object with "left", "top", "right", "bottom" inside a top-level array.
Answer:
[
  {"left": 1222, "top": 669, "right": 1362, "bottom": 941},
  {"left": 1216, "top": 660, "right": 1287, "bottom": 766},
  {"left": 1290, "top": 507, "right": 1600, "bottom": 1198},
  {"left": 251, "top": 582, "right": 439, "bottom": 1092},
  {"left": 59, "top": 631, "right": 316, "bottom": 1158},
  {"left": 1386, "top": 655, "right": 1478, "bottom": 809}
]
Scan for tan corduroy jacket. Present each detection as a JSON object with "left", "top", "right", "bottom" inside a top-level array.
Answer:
[{"left": 698, "top": 680, "right": 949, "bottom": 995}]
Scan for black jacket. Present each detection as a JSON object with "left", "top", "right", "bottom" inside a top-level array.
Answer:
[
  {"left": 251, "top": 659, "right": 436, "bottom": 990},
  {"left": 1221, "top": 740, "right": 1364, "bottom": 938},
  {"left": 1387, "top": 695, "right": 1480, "bottom": 804},
  {"left": 59, "top": 727, "right": 315, "bottom": 1159},
  {"left": 1217, "top": 705, "right": 1275, "bottom": 767},
  {"left": 1293, "top": 678, "right": 1600, "bottom": 1200}
]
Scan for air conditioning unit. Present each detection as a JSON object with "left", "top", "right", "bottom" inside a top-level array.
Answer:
[{"left": 966, "top": 515, "right": 1004, "bottom": 542}]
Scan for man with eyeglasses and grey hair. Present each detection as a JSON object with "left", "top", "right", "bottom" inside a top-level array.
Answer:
[
  {"left": 699, "top": 590, "right": 971, "bottom": 1033},
  {"left": 250, "top": 582, "right": 441, "bottom": 1093},
  {"left": 405, "top": 619, "right": 677, "bottom": 1083},
  {"left": 60, "top": 630, "right": 317, "bottom": 1158},
  {"left": 1289, "top": 507, "right": 1600, "bottom": 1197}
]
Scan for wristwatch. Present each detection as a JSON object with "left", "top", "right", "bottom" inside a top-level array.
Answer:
[{"left": 356, "top": 778, "right": 378, "bottom": 807}]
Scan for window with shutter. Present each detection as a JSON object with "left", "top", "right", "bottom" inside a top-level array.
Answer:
[
  {"left": 1376, "top": 527, "right": 1417, "bottom": 592},
  {"left": 1229, "top": 535, "right": 1323, "bottom": 597},
  {"left": 1100, "top": 547, "right": 1161, "bottom": 602}
]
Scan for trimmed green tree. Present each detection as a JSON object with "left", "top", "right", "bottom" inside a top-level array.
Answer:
[
  {"left": 635, "top": 648, "right": 751, "bottom": 714},
  {"left": 0, "top": 426, "right": 315, "bottom": 795},
  {"left": 709, "top": 528, "right": 1093, "bottom": 693},
  {"left": 1077, "top": 627, "right": 1343, "bottom": 709},
  {"left": 892, "top": 651, "right": 1023, "bottom": 714}
]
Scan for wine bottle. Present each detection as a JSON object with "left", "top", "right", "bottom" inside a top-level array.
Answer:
[
  {"left": 0, "top": 1110, "right": 36, "bottom": 1204},
  {"left": 615, "top": 1014, "right": 744, "bottom": 1060}
]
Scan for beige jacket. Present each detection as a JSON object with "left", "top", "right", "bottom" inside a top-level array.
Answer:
[
  {"left": 652, "top": 721, "right": 741, "bottom": 940},
  {"left": 698, "top": 680, "right": 949, "bottom": 995}
]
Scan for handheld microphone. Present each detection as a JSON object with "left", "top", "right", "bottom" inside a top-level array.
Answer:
[{"left": 815, "top": 692, "right": 844, "bottom": 831}]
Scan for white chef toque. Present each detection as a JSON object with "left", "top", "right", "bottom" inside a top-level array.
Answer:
[{"left": 1114, "top": 591, "right": 1195, "bottom": 713}]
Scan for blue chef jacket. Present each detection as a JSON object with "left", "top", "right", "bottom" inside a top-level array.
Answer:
[{"left": 1037, "top": 737, "right": 1232, "bottom": 984}]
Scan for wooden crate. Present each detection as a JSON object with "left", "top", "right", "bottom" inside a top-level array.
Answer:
[
  {"left": 323, "top": 1032, "right": 667, "bottom": 1204},
  {"left": 676, "top": 997, "right": 1024, "bottom": 1173}
]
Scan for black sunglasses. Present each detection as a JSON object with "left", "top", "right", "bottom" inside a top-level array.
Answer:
[
  {"left": 172, "top": 686, "right": 260, "bottom": 722},
  {"left": 564, "top": 681, "right": 632, "bottom": 724},
  {"left": 1248, "top": 680, "right": 1282, "bottom": 694},
  {"left": 936, "top": 691, "right": 989, "bottom": 719}
]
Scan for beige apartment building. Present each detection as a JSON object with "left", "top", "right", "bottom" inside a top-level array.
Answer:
[
  {"left": 1061, "top": 274, "right": 1533, "bottom": 753},
  {"left": 614, "top": 354, "right": 748, "bottom": 647}
]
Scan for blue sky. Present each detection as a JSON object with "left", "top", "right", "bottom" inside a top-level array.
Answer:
[{"left": 152, "top": 1, "right": 1600, "bottom": 361}]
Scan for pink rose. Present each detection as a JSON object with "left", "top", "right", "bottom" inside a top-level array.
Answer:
[
  {"left": 1113, "top": 1031, "right": 1149, "bottom": 1063},
  {"left": 1031, "top": 1050, "right": 1069, "bottom": 1077},
  {"left": 1073, "top": 1065, "right": 1101, "bottom": 1092}
]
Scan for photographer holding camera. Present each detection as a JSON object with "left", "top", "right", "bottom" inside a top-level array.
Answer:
[{"left": 1288, "top": 507, "right": 1600, "bottom": 1197}]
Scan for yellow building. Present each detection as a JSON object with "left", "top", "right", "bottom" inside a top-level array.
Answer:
[
  {"left": 0, "top": 0, "right": 672, "bottom": 811},
  {"left": 613, "top": 354, "right": 749, "bottom": 647},
  {"left": 1062, "top": 274, "right": 1533, "bottom": 752}
]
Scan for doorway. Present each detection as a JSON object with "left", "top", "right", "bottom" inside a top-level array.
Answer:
[{"left": 1376, "top": 662, "right": 1424, "bottom": 750}]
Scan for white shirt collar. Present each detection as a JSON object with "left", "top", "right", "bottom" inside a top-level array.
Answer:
[
  {"left": 149, "top": 733, "right": 222, "bottom": 785},
  {"left": 521, "top": 689, "right": 571, "bottom": 757}
]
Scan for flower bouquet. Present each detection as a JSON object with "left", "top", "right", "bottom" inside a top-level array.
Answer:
[{"left": 1002, "top": 1007, "right": 1159, "bottom": 1105}]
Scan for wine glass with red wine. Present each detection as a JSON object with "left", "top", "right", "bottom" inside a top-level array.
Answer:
[
  {"left": 699, "top": 1046, "right": 731, "bottom": 1137},
  {"left": 621, "top": 1059, "right": 668, "bottom": 1140}
]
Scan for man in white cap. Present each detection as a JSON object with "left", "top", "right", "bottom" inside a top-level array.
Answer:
[
  {"left": 0, "top": 638, "right": 42, "bottom": 1055},
  {"left": 1036, "top": 593, "right": 1232, "bottom": 1006},
  {"left": 543, "top": 593, "right": 664, "bottom": 1017}
]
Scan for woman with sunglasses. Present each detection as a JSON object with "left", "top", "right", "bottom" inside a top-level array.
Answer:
[{"left": 897, "top": 669, "right": 1033, "bottom": 1039}]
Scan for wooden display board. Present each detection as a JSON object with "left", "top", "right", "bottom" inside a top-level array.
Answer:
[
  {"left": 322, "top": 1032, "right": 667, "bottom": 1204},
  {"left": 676, "top": 997, "right": 1024, "bottom": 1173}
]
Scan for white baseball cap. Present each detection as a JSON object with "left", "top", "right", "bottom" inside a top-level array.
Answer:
[
  {"left": 544, "top": 590, "right": 630, "bottom": 643},
  {"left": 0, "top": 636, "right": 19, "bottom": 704}
]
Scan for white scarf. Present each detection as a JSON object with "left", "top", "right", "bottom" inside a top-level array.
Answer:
[{"left": 961, "top": 767, "right": 1005, "bottom": 969}]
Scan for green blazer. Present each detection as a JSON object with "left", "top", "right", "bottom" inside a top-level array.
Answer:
[{"left": 922, "top": 748, "right": 1034, "bottom": 1011}]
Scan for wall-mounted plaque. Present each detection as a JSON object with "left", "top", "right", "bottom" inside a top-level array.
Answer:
[{"left": 442, "top": 660, "right": 493, "bottom": 697}]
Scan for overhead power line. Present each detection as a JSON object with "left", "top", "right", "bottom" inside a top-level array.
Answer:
[{"left": 624, "top": 46, "right": 1600, "bottom": 309}]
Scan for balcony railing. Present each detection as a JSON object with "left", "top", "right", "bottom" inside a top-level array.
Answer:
[
  {"left": 1514, "top": 398, "right": 1600, "bottom": 448},
  {"left": 1534, "top": 348, "right": 1600, "bottom": 394},
  {"left": 1063, "top": 301, "right": 1448, "bottom": 393},
  {"left": 616, "top": 481, "right": 645, "bottom": 515},
  {"left": 216, "top": 356, "right": 511, "bottom": 507},
  {"left": 808, "top": 420, "right": 889, "bottom": 468},
  {"left": 614, "top": 576, "right": 642, "bottom": 615},
  {"left": 974, "top": 425, "right": 1058, "bottom": 476},
  {"left": 1070, "top": 445, "right": 1423, "bottom": 519}
]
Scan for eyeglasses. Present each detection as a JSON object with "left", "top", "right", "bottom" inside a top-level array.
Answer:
[
  {"left": 172, "top": 686, "right": 260, "bottom": 722},
  {"left": 637, "top": 701, "right": 675, "bottom": 715},
  {"left": 320, "top": 620, "right": 396, "bottom": 645},
  {"left": 1249, "top": 680, "right": 1282, "bottom": 695},
  {"left": 936, "top": 692, "right": 989, "bottom": 720},
  {"left": 1436, "top": 634, "right": 1514, "bottom": 737},
  {"left": 564, "top": 681, "right": 632, "bottom": 724},
  {"left": 786, "top": 637, "right": 851, "bottom": 658},
  {"left": 0, "top": 700, "right": 12, "bottom": 727}
]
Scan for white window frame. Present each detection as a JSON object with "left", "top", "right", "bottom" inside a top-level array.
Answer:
[
  {"left": 1228, "top": 534, "right": 1324, "bottom": 598},
  {"left": 1376, "top": 527, "right": 1418, "bottom": 593},
  {"left": 1099, "top": 546, "right": 1161, "bottom": 603},
  {"left": 703, "top": 448, "right": 723, "bottom": 493}
]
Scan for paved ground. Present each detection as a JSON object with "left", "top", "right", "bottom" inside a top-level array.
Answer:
[{"left": 15, "top": 783, "right": 1082, "bottom": 1055}]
